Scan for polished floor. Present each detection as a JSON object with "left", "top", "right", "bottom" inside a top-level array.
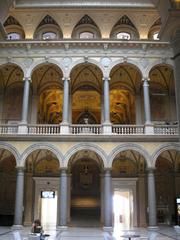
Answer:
[{"left": 0, "top": 226, "right": 180, "bottom": 240}]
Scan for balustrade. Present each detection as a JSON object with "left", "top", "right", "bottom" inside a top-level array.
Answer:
[{"left": 0, "top": 124, "right": 178, "bottom": 136}]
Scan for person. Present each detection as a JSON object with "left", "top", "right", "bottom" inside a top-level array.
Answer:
[{"left": 31, "top": 219, "right": 43, "bottom": 234}]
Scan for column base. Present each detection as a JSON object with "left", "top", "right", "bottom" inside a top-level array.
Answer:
[
  {"left": 103, "top": 226, "right": 113, "bottom": 232},
  {"left": 57, "top": 225, "right": 68, "bottom": 231},
  {"left": 145, "top": 123, "right": 154, "bottom": 134},
  {"left": 102, "top": 123, "right": 112, "bottom": 134},
  {"left": 11, "top": 225, "right": 23, "bottom": 230},
  {"left": 60, "top": 123, "right": 70, "bottom": 134},
  {"left": 148, "top": 226, "right": 159, "bottom": 230},
  {"left": 18, "top": 123, "right": 28, "bottom": 134}
]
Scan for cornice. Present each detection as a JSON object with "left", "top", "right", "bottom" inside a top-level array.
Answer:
[{"left": 0, "top": 39, "right": 170, "bottom": 49}]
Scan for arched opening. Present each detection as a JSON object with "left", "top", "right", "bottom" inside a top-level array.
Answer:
[
  {"left": 0, "top": 63, "right": 24, "bottom": 124},
  {"left": 4, "top": 15, "right": 25, "bottom": 40},
  {"left": 72, "top": 15, "right": 101, "bottom": 39},
  {"left": 31, "top": 63, "right": 63, "bottom": 124},
  {"left": 24, "top": 149, "right": 60, "bottom": 229},
  {"left": 110, "top": 15, "right": 139, "bottom": 40},
  {"left": 71, "top": 63, "right": 103, "bottom": 124},
  {"left": 155, "top": 149, "right": 180, "bottom": 225},
  {"left": 0, "top": 149, "right": 16, "bottom": 226},
  {"left": 149, "top": 64, "right": 176, "bottom": 124},
  {"left": 112, "top": 149, "right": 147, "bottom": 233},
  {"left": 110, "top": 64, "right": 142, "bottom": 124},
  {"left": 68, "top": 149, "right": 103, "bottom": 227},
  {"left": 34, "top": 15, "right": 63, "bottom": 40}
]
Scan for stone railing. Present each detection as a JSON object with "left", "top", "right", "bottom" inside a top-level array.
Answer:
[
  {"left": 0, "top": 124, "right": 178, "bottom": 136},
  {"left": 112, "top": 125, "right": 145, "bottom": 134},
  {"left": 0, "top": 124, "right": 18, "bottom": 134},
  {"left": 70, "top": 124, "right": 102, "bottom": 134},
  {"left": 28, "top": 124, "right": 61, "bottom": 135},
  {"left": 154, "top": 125, "right": 178, "bottom": 135}
]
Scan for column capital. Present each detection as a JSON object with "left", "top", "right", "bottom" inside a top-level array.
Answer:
[
  {"left": 102, "top": 77, "right": 110, "bottom": 81},
  {"left": 103, "top": 168, "right": 112, "bottom": 175},
  {"left": 142, "top": 77, "right": 150, "bottom": 83},
  {"left": 23, "top": 77, "right": 31, "bottom": 82},
  {"left": 16, "top": 166, "right": 25, "bottom": 172},
  {"left": 60, "top": 167, "right": 68, "bottom": 174},
  {"left": 62, "top": 77, "right": 70, "bottom": 81},
  {"left": 147, "top": 167, "right": 156, "bottom": 174}
]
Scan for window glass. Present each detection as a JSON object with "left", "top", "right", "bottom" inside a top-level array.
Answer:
[
  {"left": 116, "top": 32, "right": 131, "bottom": 40},
  {"left": 79, "top": 32, "right": 94, "bottom": 39},
  {"left": 153, "top": 32, "right": 159, "bottom": 40},
  {"left": 7, "top": 32, "right": 21, "bottom": 40},
  {"left": 42, "top": 32, "right": 57, "bottom": 40}
]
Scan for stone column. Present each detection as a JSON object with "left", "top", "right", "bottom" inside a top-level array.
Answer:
[
  {"left": 58, "top": 168, "right": 68, "bottom": 229},
  {"left": 102, "top": 77, "right": 112, "bottom": 134},
  {"left": 103, "top": 169, "right": 112, "bottom": 230},
  {"left": 61, "top": 77, "right": 70, "bottom": 134},
  {"left": 171, "top": 30, "right": 180, "bottom": 140},
  {"left": 147, "top": 168, "right": 158, "bottom": 229},
  {"left": 18, "top": 77, "right": 31, "bottom": 134},
  {"left": 142, "top": 78, "right": 154, "bottom": 134},
  {"left": 13, "top": 167, "right": 25, "bottom": 229},
  {"left": 21, "top": 77, "right": 31, "bottom": 124}
]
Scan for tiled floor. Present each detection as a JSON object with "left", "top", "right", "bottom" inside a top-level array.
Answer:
[{"left": 0, "top": 226, "right": 180, "bottom": 240}]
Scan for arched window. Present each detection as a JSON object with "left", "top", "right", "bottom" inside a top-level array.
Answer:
[
  {"left": 34, "top": 15, "right": 63, "bottom": 39},
  {"left": 42, "top": 32, "right": 57, "bottom": 40},
  {"left": 148, "top": 18, "right": 161, "bottom": 40},
  {"left": 79, "top": 31, "right": 94, "bottom": 39},
  {"left": 72, "top": 15, "right": 101, "bottom": 39},
  {"left": 116, "top": 32, "right": 131, "bottom": 40},
  {"left": 7, "top": 32, "right": 21, "bottom": 40},
  {"left": 153, "top": 32, "right": 159, "bottom": 40},
  {"left": 4, "top": 16, "right": 25, "bottom": 40},
  {"left": 110, "top": 15, "right": 139, "bottom": 40}
]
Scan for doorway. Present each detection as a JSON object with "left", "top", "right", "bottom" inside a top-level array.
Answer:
[
  {"left": 70, "top": 158, "right": 101, "bottom": 227},
  {"left": 41, "top": 191, "right": 57, "bottom": 230},
  {"left": 113, "top": 190, "right": 133, "bottom": 230}
]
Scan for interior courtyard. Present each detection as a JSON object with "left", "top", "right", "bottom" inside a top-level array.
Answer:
[{"left": 0, "top": 0, "right": 180, "bottom": 239}]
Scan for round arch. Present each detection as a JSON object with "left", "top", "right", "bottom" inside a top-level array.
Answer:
[
  {"left": 145, "top": 59, "right": 174, "bottom": 78},
  {"left": 108, "top": 143, "right": 151, "bottom": 168},
  {"left": 20, "top": 143, "right": 64, "bottom": 167},
  {"left": 64, "top": 143, "right": 107, "bottom": 168},
  {"left": 108, "top": 59, "right": 144, "bottom": 78},
  {"left": 151, "top": 143, "right": 180, "bottom": 167},
  {"left": 26, "top": 59, "right": 65, "bottom": 78},
  {"left": 68, "top": 58, "right": 104, "bottom": 77},
  {"left": 0, "top": 142, "right": 20, "bottom": 166},
  {"left": 0, "top": 61, "right": 25, "bottom": 77}
]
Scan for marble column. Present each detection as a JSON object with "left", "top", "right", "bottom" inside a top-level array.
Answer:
[
  {"left": 147, "top": 168, "right": 158, "bottom": 229},
  {"left": 142, "top": 78, "right": 154, "bottom": 134},
  {"left": 58, "top": 168, "right": 68, "bottom": 229},
  {"left": 62, "top": 77, "right": 70, "bottom": 124},
  {"left": 21, "top": 77, "right": 31, "bottom": 124},
  {"left": 13, "top": 167, "right": 25, "bottom": 228},
  {"left": 103, "top": 169, "right": 112, "bottom": 230},
  {"left": 61, "top": 77, "right": 70, "bottom": 134},
  {"left": 102, "top": 77, "right": 112, "bottom": 134},
  {"left": 142, "top": 78, "right": 151, "bottom": 125},
  {"left": 171, "top": 30, "right": 180, "bottom": 140},
  {"left": 103, "top": 77, "right": 110, "bottom": 123}
]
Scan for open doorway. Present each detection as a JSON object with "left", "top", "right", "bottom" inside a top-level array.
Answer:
[
  {"left": 113, "top": 190, "right": 133, "bottom": 229},
  {"left": 41, "top": 190, "right": 58, "bottom": 230}
]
